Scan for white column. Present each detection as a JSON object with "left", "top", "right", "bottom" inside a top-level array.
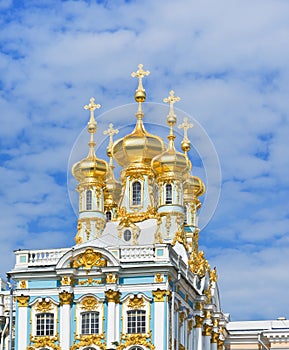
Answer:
[
  {"left": 194, "top": 316, "right": 203, "bottom": 350},
  {"left": 16, "top": 296, "right": 29, "bottom": 350},
  {"left": 152, "top": 290, "right": 167, "bottom": 350},
  {"left": 59, "top": 291, "right": 73, "bottom": 350},
  {"left": 105, "top": 290, "right": 121, "bottom": 348}
]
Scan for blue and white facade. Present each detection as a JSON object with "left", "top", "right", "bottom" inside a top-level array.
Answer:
[{"left": 8, "top": 65, "right": 228, "bottom": 350}]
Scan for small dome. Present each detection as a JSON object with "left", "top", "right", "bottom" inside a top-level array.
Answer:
[
  {"left": 152, "top": 145, "right": 189, "bottom": 180},
  {"left": 72, "top": 154, "right": 108, "bottom": 184},
  {"left": 184, "top": 174, "right": 206, "bottom": 201},
  {"left": 112, "top": 117, "right": 165, "bottom": 169}
]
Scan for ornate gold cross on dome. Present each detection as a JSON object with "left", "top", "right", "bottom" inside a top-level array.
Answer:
[
  {"left": 84, "top": 97, "right": 101, "bottom": 119},
  {"left": 131, "top": 64, "right": 150, "bottom": 91},
  {"left": 103, "top": 123, "right": 119, "bottom": 147},
  {"left": 163, "top": 90, "right": 180, "bottom": 116},
  {"left": 178, "top": 117, "right": 193, "bottom": 141}
]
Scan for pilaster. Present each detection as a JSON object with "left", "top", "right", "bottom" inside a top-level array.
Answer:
[
  {"left": 105, "top": 289, "right": 121, "bottom": 348},
  {"left": 152, "top": 289, "right": 169, "bottom": 350},
  {"left": 59, "top": 291, "right": 73, "bottom": 350},
  {"left": 16, "top": 295, "right": 29, "bottom": 350}
]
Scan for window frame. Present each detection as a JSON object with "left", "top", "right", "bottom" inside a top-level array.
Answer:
[
  {"left": 86, "top": 190, "right": 93, "bottom": 210},
  {"left": 165, "top": 183, "right": 173, "bottom": 204},
  {"left": 81, "top": 311, "right": 100, "bottom": 335},
  {"left": 127, "top": 309, "right": 146, "bottom": 334},
  {"left": 131, "top": 181, "right": 142, "bottom": 207},
  {"left": 35, "top": 312, "right": 54, "bottom": 337}
]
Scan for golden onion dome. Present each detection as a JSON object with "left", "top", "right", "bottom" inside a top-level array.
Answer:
[
  {"left": 152, "top": 91, "right": 189, "bottom": 179},
  {"left": 183, "top": 171, "right": 206, "bottom": 202},
  {"left": 72, "top": 98, "right": 108, "bottom": 185},
  {"left": 112, "top": 63, "right": 165, "bottom": 169},
  {"left": 112, "top": 116, "right": 165, "bottom": 168}
]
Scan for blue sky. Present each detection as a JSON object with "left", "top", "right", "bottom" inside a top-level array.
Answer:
[{"left": 1, "top": 0, "right": 289, "bottom": 321}]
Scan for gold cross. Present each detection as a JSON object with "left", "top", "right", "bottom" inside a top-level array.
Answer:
[
  {"left": 163, "top": 90, "right": 180, "bottom": 115},
  {"left": 84, "top": 97, "right": 101, "bottom": 120},
  {"left": 178, "top": 117, "right": 193, "bottom": 141},
  {"left": 131, "top": 64, "right": 150, "bottom": 91},
  {"left": 103, "top": 123, "right": 119, "bottom": 146}
]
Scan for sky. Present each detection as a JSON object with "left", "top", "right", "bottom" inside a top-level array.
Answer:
[{"left": 0, "top": 0, "right": 289, "bottom": 321}]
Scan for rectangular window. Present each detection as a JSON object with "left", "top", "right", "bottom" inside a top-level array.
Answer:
[
  {"left": 81, "top": 312, "right": 99, "bottom": 335},
  {"left": 127, "top": 310, "right": 146, "bottom": 334},
  {"left": 36, "top": 313, "right": 54, "bottom": 336}
]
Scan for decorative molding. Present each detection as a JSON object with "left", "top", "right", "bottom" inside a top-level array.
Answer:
[
  {"left": 27, "top": 335, "right": 60, "bottom": 350},
  {"left": 79, "top": 278, "right": 103, "bottom": 285},
  {"left": 128, "top": 295, "right": 145, "bottom": 309},
  {"left": 80, "top": 296, "right": 98, "bottom": 311},
  {"left": 71, "top": 248, "right": 107, "bottom": 271},
  {"left": 105, "top": 289, "right": 121, "bottom": 303},
  {"left": 16, "top": 295, "right": 29, "bottom": 307},
  {"left": 117, "top": 332, "right": 155, "bottom": 350},
  {"left": 152, "top": 289, "right": 170, "bottom": 302},
  {"left": 36, "top": 299, "right": 53, "bottom": 312},
  {"left": 71, "top": 334, "right": 105, "bottom": 350},
  {"left": 203, "top": 324, "right": 212, "bottom": 337},
  {"left": 59, "top": 291, "right": 73, "bottom": 306}
]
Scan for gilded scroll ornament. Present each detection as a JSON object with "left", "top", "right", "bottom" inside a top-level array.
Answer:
[
  {"left": 118, "top": 332, "right": 155, "bottom": 350},
  {"left": 211, "top": 331, "right": 219, "bottom": 343},
  {"left": 36, "top": 299, "right": 53, "bottom": 312},
  {"left": 27, "top": 335, "right": 60, "bottom": 350},
  {"left": 105, "top": 289, "right": 121, "bottom": 303},
  {"left": 16, "top": 295, "right": 29, "bottom": 307},
  {"left": 80, "top": 296, "right": 98, "bottom": 311},
  {"left": 59, "top": 291, "right": 73, "bottom": 306},
  {"left": 128, "top": 295, "right": 145, "bottom": 309},
  {"left": 106, "top": 273, "right": 118, "bottom": 284},
  {"left": 72, "top": 248, "right": 107, "bottom": 271},
  {"left": 171, "top": 229, "right": 189, "bottom": 250},
  {"left": 71, "top": 334, "right": 105, "bottom": 350}
]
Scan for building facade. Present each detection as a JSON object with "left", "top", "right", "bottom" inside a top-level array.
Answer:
[{"left": 8, "top": 64, "right": 227, "bottom": 350}]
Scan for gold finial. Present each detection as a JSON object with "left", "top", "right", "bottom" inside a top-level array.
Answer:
[
  {"left": 163, "top": 90, "right": 180, "bottom": 146},
  {"left": 131, "top": 64, "right": 150, "bottom": 103},
  {"left": 103, "top": 123, "right": 119, "bottom": 159},
  {"left": 178, "top": 117, "right": 193, "bottom": 153}
]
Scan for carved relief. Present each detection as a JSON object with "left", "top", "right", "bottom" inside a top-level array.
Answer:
[
  {"left": 19, "top": 280, "right": 27, "bottom": 289},
  {"left": 105, "top": 290, "right": 121, "bottom": 303},
  {"left": 72, "top": 248, "right": 107, "bottom": 271},
  {"left": 80, "top": 296, "right": 98, "bottom": 311},
  {"left": 188, "top": 250, "right": 210, "bottom": 278},
  {"left": 117, "top": 332, "right": 155, "bottom": 350},
  {"left": 15, "top": 295, "right": 29, "bottom": 307},
  {"left": 127, "top": 295, "right": 145, "bottom": 309},
  {"left": 71, "top": 334, "right": 105, "bottom": 350},
  {"left": 155, "top": 273, "right": 164, "bottom": 283},
  {"left": 152, "top": 289, "right": 170, "bottom": 302},
  {"left": 106, "top": 273, "right": 118, "bottom": 284},
  {"left": 60, "top": 276, "right": 74, "bottom": 286},
  {"left": 59, "top": 291, "right": 73, "bottom": 306},
  {"left": 27, "top": 335, "right": 60, "bottom": 350},
  {"left": 36, "top": 299, "right": 53, "bottom": 312}
]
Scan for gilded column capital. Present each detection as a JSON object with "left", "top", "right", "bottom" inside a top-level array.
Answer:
[
  {"left": 194, "top": 315, "right": 204, "bottom": 328},
  {"left": 152, "top": 289, "right": 170, "bottom": 302},
  {"left": 217, "top": 339, "right": 224, "bottom": 350},
  {"left": 211, "top": 331, "right": 219, "bottom": 343},
  {"left": 59, "top": 291, "right": 74, "bottom": 306},
  {"left": 16, "top": 295, "right": 30, "bottom": 307},
  {"left": 105, "top": 289, "right": 121, "bottom": 303},
  {"left": 202, "top": 323, "right": 212, "bottom": 337}
]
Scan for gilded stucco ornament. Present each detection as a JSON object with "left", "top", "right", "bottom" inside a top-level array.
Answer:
[
  {"left": 19, "top": 280, "right": 27, "bottom": 289},
  {"left": 211, "top": 331, "right": 219, "bottom": 343},
  {"left": 16, "top": 295, "right": 29, "bottom": 307},
  {"left": 36, "top": 299, "right": 53, "bottom": 312},
  {"left": 155, "top": 273, "right": 164, "bottom": 283},
  {"left": 71, "top": 334, "right": 105, "bottom": 350},
  {"left": 203, "top": 324, "right": 212, "bottom": 337},
  {"left": 105, "top": 289, "right": 121, "bottom": 303},
  {"left": 118, "top": 331, "right": 155, "bottom": 350},
  {"left": 194, "top": 315, "right": 204, "bottom": 328},
  {"left": 72, "top": 248, "right": 107, "bottom": 271},
  {"left": 27, "top": 335, "right": 60, "bottom": 350},
  {"left": 210, "top": 267, "right": 218, "bottom": 283},
  {"left": 117, "top": 206, "right": 158, "bottom": 225},
  {"left": 152, "top": 289, "right": 170, "bottom": 302},
  {"left": 106, "top": 273, "right": 118, "bottom": 284},
  {"left": 171, "top": 228, "right": 189, "bottom": 251},
  {"left": 59, "top": 291, "right": 73, "bottom": 306},
  {"left": 128, "top": 295, "right": 145, "bottom": 309},
  {"left": 60, "top": 276, "right": 74, "bottom": 286},
  {"left": 79, "top": 277, "right": 103, "bottom": 285},
  {"left": 80, "top": 296, "right": 98, "bottom": 311},
  {"left": 188, "top": 250, "right": 210, "bottom": 278}
]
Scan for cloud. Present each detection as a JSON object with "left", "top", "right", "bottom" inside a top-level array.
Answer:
[{"left": 0, "top": 0, "right": 289, "bottom": 322}]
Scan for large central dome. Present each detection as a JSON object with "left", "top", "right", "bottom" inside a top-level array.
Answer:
[{"left": 112, "top": 116, "right": 165, "bottom": 169}]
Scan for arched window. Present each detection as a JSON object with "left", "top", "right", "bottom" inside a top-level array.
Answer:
[
  {"left": 132, "top": 181, "right": 142, "bottom": 206},
  {"left": 86, "top": 190, "right": 92, "bottom": 210},
  {"left": 36, "top": 313, "right": 54, "bottom": 336},
  {"left": 127, "top": 310, "right": 146, "bottom": 334},
  {"left": 81, "top": 311, "right": 99, "bottom": 335},
  {"left": 165, "top": 184, "right": 172, "bottom": 204},
  {"left": 106, "top": 211, "right": 112, "bottom": 221}
]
